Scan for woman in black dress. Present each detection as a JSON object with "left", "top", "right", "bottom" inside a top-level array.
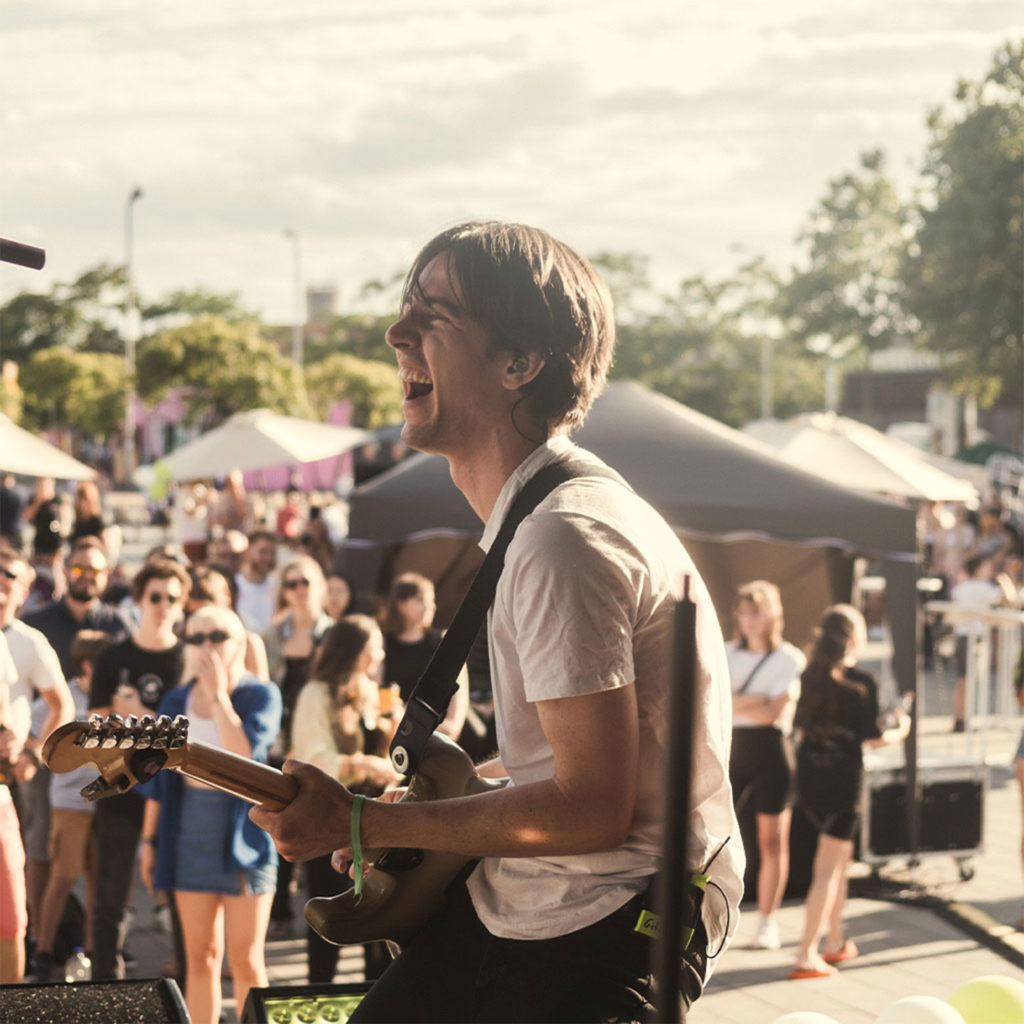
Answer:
[{"left": 790, "top": 604, "right": 909, "bottom": 979}]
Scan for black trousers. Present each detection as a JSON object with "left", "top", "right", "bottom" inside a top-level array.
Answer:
[
  {"left": 91, "top": 793, "right": 144, "bottom": 980},
  {"left": 349, "top": 879, "right": 661, "bottom": 1023}
]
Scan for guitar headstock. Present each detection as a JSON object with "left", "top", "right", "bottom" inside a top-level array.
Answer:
[{"left": 42, "top": 714, "right": 190, "bottom": 801}]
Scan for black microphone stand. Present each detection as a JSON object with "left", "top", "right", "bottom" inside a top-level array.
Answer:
[{"left": 654, "top": 575, "right": 697, "bottom": 1023}]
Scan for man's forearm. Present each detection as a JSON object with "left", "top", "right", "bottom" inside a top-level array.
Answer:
[{"left": 360, "top": 774, "right": 633, "bottom": 860}]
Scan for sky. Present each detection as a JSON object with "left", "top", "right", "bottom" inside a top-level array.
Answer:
[{"left": 2, "top": 1, "right": 1021, "bottom": 328}]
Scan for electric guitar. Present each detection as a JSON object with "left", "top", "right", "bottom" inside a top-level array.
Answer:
[{"left": 43, "top": 713, "right": 501, "bottom": 948}]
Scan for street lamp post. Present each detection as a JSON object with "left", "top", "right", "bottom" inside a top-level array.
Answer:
[
  {"left": 124, "top": 186, "right": 143, "bottom": 483},
  {"left": 284, "top": 228, "right": 303, "bottom": 365}
]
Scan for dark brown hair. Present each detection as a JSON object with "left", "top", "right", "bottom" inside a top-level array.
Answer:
[
  {"left": 70, "top": 630, "right": 114, "bottom": 674},
  {"left": 379, "top": 572, "right": 434, "bottom": 636},
  {"left": 403, "top": 221, "right": 615, "bottom": 433},
  {"left": 794, "top": 604, "right": 868, "bottom": 733},
  {"left": 312, "top": 614, "right": 380, "bottom": 705},
  {"left": 131, "top": 558, "right": 192, "bottom": 603}
]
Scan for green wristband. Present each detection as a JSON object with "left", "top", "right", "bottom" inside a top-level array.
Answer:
[{"left": 350, "top": 794, "right": 366, "bottom": 900}]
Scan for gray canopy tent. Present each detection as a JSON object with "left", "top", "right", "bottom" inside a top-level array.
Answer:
[{"left": 344, "top": 382, "right": 919, "bottom": 698}]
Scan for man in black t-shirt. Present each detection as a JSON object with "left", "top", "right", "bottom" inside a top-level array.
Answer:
[{"left": 86, "top": 559, "right": 190, "bottom": 981}]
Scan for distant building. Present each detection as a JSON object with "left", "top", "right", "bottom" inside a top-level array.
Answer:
[
  {"left": 306, "top": 285, "right": 337, "bottom": 323},
  {"left": 839, "top": 346, "right": 1020, "bottom": 455}
]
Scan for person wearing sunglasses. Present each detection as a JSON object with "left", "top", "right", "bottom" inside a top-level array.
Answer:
[
  {"left": 86, "top": 558, "right": 191, "bottom": 982},
  {"left": 139, "top": 605, "right": 281, "bottom": 1024},
  {"left": 21, "top": 537, "right": 128, "bottom": 682},
  {"left": 261, "top": 554, "right": 332, "bottom": 939}
]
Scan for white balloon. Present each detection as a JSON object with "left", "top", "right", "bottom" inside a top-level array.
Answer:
[
  {"left": 875, "top": 996, "right": 967, "bottom": 1024},
  {"left": 772, "top": 1013, "right": 842, "bottom": 1024}
]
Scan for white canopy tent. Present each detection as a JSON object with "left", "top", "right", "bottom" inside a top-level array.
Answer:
[
  {"left": 744, "top": 412, "right": 978, "bottom": 504},
  {"left": 0, "top": 414, "right": 97, "bottom": 480},
  {"left": 160, "top": 409, "right": 370, "bottom": 482}
]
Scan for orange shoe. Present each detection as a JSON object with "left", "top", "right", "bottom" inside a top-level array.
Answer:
[
  {"left": 788, "top": 965, "right": 836, "bottom": 980},
  {"left": 822, "top": 939, "right": 859, "bottom": 965}
]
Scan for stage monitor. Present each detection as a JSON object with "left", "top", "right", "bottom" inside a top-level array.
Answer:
[{"left": 241, "top": 981, "right": 372, "bottom": 1024}]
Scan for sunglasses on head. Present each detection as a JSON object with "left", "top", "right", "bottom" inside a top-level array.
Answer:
[
  {"left": 184, "top": 629, "right": 232, "bottom": 646},
  {"left": 282, "top": 577, "right": 310, "bottom": 591},
  {"left": 148, "top": 592, "right": 180, "bottom": 605},
  {"left": 69, "top": 565, "right": 104, "bottom": 579}
]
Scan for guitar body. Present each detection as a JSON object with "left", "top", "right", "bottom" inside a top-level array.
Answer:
[{"left": 305, "top": 732, "right": 501, "bottom": 949}]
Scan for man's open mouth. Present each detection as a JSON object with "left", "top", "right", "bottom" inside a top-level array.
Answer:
[{"left": 398, "top": 367, "right": 434, "bottom": 401}]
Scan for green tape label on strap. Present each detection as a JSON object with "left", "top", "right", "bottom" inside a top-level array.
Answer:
[{"left": 635, "top": 909, "right": 660, "bottom": 938}]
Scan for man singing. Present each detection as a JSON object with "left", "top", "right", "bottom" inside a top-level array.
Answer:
[{"left": 252, "top": 221, "right": 742, "bottom": 1021}]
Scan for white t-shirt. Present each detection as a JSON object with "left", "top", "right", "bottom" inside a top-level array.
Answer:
[
  {"left": 725, "top": 640, "right": 805, "bottom": 735},
  {"left": 465, "top": 438, "right": 742, "bottom": 970},
  {"left": 950, "top": 577, "right": 1003, "bottom": 637},
  {"left": 38, "top": 680, "right": 94, "bottom": 813},
  {"left": 3, "top": 619, "right": 64, "bottom": 712},
  {"left": 234, "top": 573, "right": 278, "bottom": 634},
  {"left": 0, "top": 631, "right": 20, "bottom": 806}
]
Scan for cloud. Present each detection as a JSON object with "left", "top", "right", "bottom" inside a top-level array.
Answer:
[{"left": 2, "top": 0, "right": 1019, "bottom": 321}]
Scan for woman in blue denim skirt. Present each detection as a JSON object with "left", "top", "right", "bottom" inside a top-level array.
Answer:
[{"left": 140, "top": 606, "right": 282, "bottom": 1024}]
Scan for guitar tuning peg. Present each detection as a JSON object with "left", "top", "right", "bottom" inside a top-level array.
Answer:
[
  {"left": 135, "top": 716, "right": 156, "bottom": 750},
  {"left": 152, "top": 715, "right": 174, "bottom": 749},
  {"left": 100, "top": 713, "right": 125, "bottom": 749},
  {"left": 117, "top": 715, "right": 140, "bottom": 749},
  {"left": 80, "top": 716, "right": 105, "bottom": 749},
  {"left": 169, "top": 715, "right": 189, "bottom": 749}
]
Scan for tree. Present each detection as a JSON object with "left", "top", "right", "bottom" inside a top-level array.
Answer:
[
  {"left": 304, "top": 353, "right": 403, "bottom": 428},
  {"left": 776, "top": 150, "right": 913, "bottom": 365},
  {"left": 301, "top": 313, "right": 396, "bottom": 366},
  {"left": 610, "top": 265, "right": 822, "bottom": 428},
  {"left": 0, "top": 263, "right": 126, "bottom": 363},
  {"left": 19, "top": 348, "right": 126, "bottom": 436},
  {"left": 903, "top": 40, "right": 1024, "bottom": 410},
  {"left": 136, "top": 316, "right": 311, "bottom": 425},
  {"left": 141, "top": 287, "right": 257, "bottom": 328}
]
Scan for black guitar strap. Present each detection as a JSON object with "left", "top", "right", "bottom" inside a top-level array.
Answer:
[{"left": 388, "top": 456, "right": 622, "bottom": 775}]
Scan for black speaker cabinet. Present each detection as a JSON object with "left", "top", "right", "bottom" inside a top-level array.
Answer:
[
  {"left": 241, "top": 981, "right": 373, "bottom": 1024},
  {"left": 861, "top": 761, "right": 987, "bottom": 862},
  {"left": 0, "top": 977, "right": 189, "bottom": 1023}
]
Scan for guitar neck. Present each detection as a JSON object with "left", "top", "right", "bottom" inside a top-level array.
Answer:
[{"left": 172, "top": 738, "right": 297, "bottom": 811}]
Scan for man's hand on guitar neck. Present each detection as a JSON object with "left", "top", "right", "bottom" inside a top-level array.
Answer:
[{"left": 250, "top": 759, "right": 356, "bottom": 863}]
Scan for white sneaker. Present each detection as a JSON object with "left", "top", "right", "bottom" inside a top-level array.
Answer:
[{"left": 753, "top": 918, "right": 781, "bottom": 950}]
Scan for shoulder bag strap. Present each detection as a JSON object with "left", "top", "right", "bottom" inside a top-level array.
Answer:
[{"left": 736, "top": 648, "right": 776, "bottom": 695}]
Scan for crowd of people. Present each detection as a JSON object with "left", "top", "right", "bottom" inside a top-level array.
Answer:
[{"left": 0, "top": 476, "right": 494, "bottom": 1024}]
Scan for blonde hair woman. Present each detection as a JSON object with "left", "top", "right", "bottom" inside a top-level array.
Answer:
[
  {"left": 140, "top": 606, "right": 281, "bottom": 1024},
  {"left": 262, "top": 554, "right": 332, "bottom": 938},
  {"left": 725, "top": 580, "right": 806, "bottom": 951}
]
